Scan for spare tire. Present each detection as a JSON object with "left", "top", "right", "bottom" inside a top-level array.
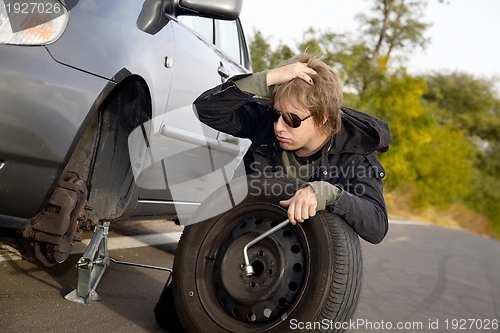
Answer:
[{"left": 172, "top": 173, "right": 363, "bottom": 333}]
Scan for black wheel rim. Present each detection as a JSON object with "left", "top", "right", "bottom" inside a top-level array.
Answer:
[{"left": 195, "top": 202, "right": 309, "bottom": 331}]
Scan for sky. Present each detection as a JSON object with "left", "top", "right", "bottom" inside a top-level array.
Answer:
[{"left": 239, "top": 0, "right": 500, "bottom": 94}]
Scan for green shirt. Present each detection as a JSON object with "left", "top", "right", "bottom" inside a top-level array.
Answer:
[{"left": 281, "top": 151, "right": 342, "bottom": 211}]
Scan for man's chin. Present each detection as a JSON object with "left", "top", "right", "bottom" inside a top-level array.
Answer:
[{"left": 279, "top": 142, "right": 295, "bottom": 151}]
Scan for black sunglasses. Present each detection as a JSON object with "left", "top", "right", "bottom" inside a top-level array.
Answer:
[{"left": 267, "top": 106, "right": 313, "bottom": 128}]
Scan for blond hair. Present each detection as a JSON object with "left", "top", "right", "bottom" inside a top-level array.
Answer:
[{"left": 270, "top": 54, "right": 343, "bottom": 136}]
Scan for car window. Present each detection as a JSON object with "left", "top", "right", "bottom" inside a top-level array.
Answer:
[
  {"left": 216, "top": 19, "right": 241, "bottom": 64},
  {"left": 177, "top": 16, "right": 214, "bottom": 43}
]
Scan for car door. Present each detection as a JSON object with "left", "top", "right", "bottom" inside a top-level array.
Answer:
[
  {"left": 131, "top": 15, "right": 249, "bottom": 220},
  {"left": 182, "top": 17, "right": 253, "bottom": 210}
]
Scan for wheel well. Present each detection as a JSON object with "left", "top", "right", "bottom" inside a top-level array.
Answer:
[{"left": 65, "top": 75, "right": 152, "bottom": 223}]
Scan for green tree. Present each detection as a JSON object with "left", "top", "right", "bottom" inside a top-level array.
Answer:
[
  {"left": 356, "top": 0, "right": 430, "bottom": 63},
  {"left": 296, "top": 28, "right": 383, "bottom": 96},
  {"left": 294, "top": 0, "right": 431, "bottom": 95},
  {"left": 249, "top": 30, "right": 272, "bottom": 72},
  {"left": 423, "top": 72, "right": 500, "bottom": 140},
  {"left": 423, "top": 71, "right": 500, "bottom": 234},
  {"left": 248, "top": 30, "right": 296, "bottom": 72},
  {"left": 356, "top": 70, "right": 475, "bottom": 207},
  {"left": 269, "top": 43, "right": 295, "bottom": 69}
]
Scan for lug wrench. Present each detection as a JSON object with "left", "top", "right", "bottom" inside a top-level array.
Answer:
[{"left": 242, "top": 219, "right": 290, "bottom": 276}]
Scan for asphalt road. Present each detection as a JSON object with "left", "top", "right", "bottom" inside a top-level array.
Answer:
[
  {"left": 350, "top": 220, "right": 500, "bottom": 333},
  {"left": 0, "top": 219, "right": 499, "bottom": 333}
]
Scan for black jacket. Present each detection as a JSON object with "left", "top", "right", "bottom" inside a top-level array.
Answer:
[{"left": 193, "top": 77, "right": 392, "bottom": 244}]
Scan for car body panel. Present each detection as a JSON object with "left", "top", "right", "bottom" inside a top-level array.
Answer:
[
  {"left": 46, "top": 0, "right": 176, "bottom": 121},
  {"left": 0, "top": 45, "right": 110, "bottom": 219}
]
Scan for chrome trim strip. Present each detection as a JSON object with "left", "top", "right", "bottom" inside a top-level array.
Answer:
[{"left": 137, "top": 200, "right": 201, "bottom": 206}]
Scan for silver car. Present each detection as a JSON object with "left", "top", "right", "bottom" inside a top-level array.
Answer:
[{"left": 0, "top": 0, "right": 250, "bottom": 266}]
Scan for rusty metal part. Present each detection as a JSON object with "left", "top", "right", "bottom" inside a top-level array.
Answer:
[{"left": 23, "top": 172, "right": 91, "bottom": 266}]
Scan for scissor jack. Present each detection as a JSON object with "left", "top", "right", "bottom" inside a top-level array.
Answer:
[
  {"left": 65, "top": 218, "right": 289, "bottom": 305},
  {"left": 64, "top": 220, "right": 173, "bottom": 305}
]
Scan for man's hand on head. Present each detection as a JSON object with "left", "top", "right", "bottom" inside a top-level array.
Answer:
[{"left": 266, "top": 62, "right": 317, "bottom": 87}]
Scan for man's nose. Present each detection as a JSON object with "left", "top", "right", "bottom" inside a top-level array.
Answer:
[{"left": 274, "top": 116, "right": 288, "bottom": 132}]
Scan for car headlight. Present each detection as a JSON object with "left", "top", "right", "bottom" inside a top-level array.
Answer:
[{"left": 0, "top": 0, "right": 68, "bottom": 45}]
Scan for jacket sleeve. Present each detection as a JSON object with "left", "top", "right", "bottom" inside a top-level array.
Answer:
[
  {"left": 193, "top": 75, "right": 273, "bottom": 142},
  {"left": 329, "top": 153, "right": 389, "bottom": 244}
]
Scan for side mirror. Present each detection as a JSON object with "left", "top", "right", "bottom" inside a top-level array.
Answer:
[
  {"left": 178, "top": 0, "right": 242, "bottom": 20},
  {"left": 137, "top": 0, "right": 170, "bottom": 35},
  {"left": 137, "top": 0, "right": 243, "bottom": 35}
]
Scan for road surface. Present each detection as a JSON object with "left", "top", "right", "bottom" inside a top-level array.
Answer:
[{"left": 0, "top": 219, "right": 499, "bottom": 332}]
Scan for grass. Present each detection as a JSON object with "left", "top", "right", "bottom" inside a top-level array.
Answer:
[{"left": 385, "top": 189, "right": 497, "bottom": 240}]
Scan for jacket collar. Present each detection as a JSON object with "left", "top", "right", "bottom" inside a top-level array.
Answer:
[{"left": 329, "top": 107, "right": 392, "bottom": 155}]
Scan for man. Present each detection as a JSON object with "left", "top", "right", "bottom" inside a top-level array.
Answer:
[{"left": 194, "top": 53, "right": 392, "bottom": 244}]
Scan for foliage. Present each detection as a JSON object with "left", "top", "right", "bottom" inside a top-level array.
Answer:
[
  {"left": 248, "top": 30, "right": 270, "bottom": 73},
  {"left": 356, "top": 0, "right": 430, "bottom": 62},
  {"left": 422, "top": 71, "right": 500, "bottom": 233},
  {"left": 353, "top": 70, "right": 475, "bottom": 208},
  {"left": 467, "top": 170, "right": 500, "bottom": 237},
  {"left": 249, "top": 30, "right": 295, "bottom": 72},
  {"left": 423, "top": 71, "right": 500, "bottom": 140},
  {"left": 296, "top": 28, "right": 384, "bottom": 96}
]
